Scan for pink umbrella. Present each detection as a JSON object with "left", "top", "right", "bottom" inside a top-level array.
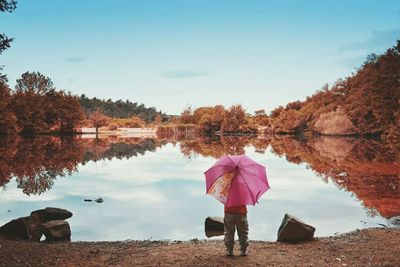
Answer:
[{"left": 204, "top": 155, "right": 270, "bottom": 207}]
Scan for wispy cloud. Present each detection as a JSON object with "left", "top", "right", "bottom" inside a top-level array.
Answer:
[
  {"left": 66, "top": 56, "right": 87, "bottom": 63},
  {"left": 338, "top": 28, "right": 400, "bottom": 52},
  {"left": 164, "top": 70, "right": 211, "bottom": 79}
]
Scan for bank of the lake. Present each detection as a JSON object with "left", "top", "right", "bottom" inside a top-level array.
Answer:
[{"left": 0, "top": 228, "right": 399, "bottom": 266}]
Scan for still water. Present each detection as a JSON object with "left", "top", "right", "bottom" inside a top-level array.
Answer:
[{"left": 0, "top": 135, "right": 399, "bottom": 241}]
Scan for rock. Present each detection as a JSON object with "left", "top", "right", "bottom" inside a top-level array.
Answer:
[
  {"left": 31, "top": 207, "right": 73, "bottom": 223},
  {"left": 388, "top": 216, "right": 400, "bottom": 226},
  {"left": 0, "top": 214, "right": 42, "bottom": 241},
  {"left": 277, "top": 214, "right": 315, "bottom": 243},
  {"left": 314, "top": 107, "right": 358, "bottom": 136},
  {"left": 41, "top": 220, "right": 71, "bottom": 241},
  {"left": 205, "top": 216, "right": 224, "bottom": 237},
  {"left": 95, "top": 198, "right": 103, "bottom": 203},
  {"left": 205, "top": 216, "right": 224, "bottom": 231}
]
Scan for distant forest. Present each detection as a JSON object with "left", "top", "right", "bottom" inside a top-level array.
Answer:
[{"left": 79, "top": 95, "right": 169, "bottom": 123}]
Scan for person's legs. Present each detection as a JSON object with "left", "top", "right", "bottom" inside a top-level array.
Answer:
[
  {"left": 224, "top": 214, "right": 235, "bottom": 256},
  {"left": 236, "top": 214, "right": 249, "bottom": 256}
]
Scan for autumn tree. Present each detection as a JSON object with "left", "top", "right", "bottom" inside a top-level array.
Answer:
[
  {"left": 58, "top": 92, "right": 85, "bottom": 132},
  {"left": 180, "top": 105, "right": 194, "bottom": 124},
  {"left": 123, "top": 116, "right": 145, "bottom": 128},
  {"left": 89, "top": 110, "right": 110, "bottom": 137},
  {"left": 253, "top": 109, "right": 270, "bottom": 126},
  {"left": 0, "top": 77, "right": 17, "bottom": 134},
  {"left": 193, "top": 105, "right": 226, "bottom": 134},
  {"left": 12, "top": 71, "right": 55, "bottom": 133},
  {"left": 221, "top": 104, "right": 247, "bottom": 133},
  {"left": 154, "top": 114, "right": 162, "bottom": 125},
  {"left": 0, "top": 1, "right": 16, "bottom": 135},
  {"left": 270, "top": 105, "right": 284, "bottom": 118},
  {"left": 10, "top": 71, "right": 84, "bottom": 133}
]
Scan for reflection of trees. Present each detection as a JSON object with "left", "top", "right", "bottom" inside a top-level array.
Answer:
[
  {"left": 5, "top": 136, "right": 84, "bottom": 195},
  {"left": 81, "top": 136, "right": 166, "bottom": 163},
  {"left": 6, "top": 133, "right": 398, "bottom": 219},
  {"left": 179, "top": 136, "right": 270, "bottom": 159},
  {"left": 0, "top": 136, "right": 166, "bottom": 195},
  {"left": 0, "top": 138, "right": 16, "bottom": 187},
  {"left": 270, "top": 136, "right": 400, "bottom": 218}
]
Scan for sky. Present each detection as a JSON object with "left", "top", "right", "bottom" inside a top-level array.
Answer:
[{"left": 1, "top": 0, "right": 399, "bottom": 115}]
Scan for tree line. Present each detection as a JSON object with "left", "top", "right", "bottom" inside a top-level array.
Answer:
[
  {"left": 80, "top": 94, "right": 168, "bottom": 123},
  {"left": 175, "top": 104, "right": 269, "bottom": 135},
  {"left": 171, "top": 40, "right": 399, "bottom": 141},
  {"left": 268, "top": 40, "right": 400, "bottom": 142}
]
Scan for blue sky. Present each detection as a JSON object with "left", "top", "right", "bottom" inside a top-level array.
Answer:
[{"left": 1, "top": 0, "right": 399, "bottom": 114}]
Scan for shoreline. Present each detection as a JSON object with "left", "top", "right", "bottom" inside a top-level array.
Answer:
[{"left": 1, "top": 227, "right": 399, "bottom": 266}]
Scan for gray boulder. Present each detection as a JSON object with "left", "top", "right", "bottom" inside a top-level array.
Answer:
[
  {"left": 31, "top": 207, "right": 73, "bottom": 223},
  {"left": 277, "top": 214, "right": 315, "bottom": 243},
  {"left": 205, "top": 216, "right": 224, "bottom": 238},
  {"left": 41, "top": 220, "right": 71, "bottom": 241},
  {"left": 0, "top": 214, "right": 42, "bottom": 241}
]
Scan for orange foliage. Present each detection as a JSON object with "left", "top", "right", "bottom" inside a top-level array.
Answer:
[
  {"left": 2, "top": 71, "right": 84, "bottom": 134},
  {"left": 270, "top": 40, "right": 400, "bottom": 141}
]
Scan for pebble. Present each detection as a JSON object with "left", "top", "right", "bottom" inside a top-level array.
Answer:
[{"left": 95, "top": 198, "right": 104, "bottom": 203}]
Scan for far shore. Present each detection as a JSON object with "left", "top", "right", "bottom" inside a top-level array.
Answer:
[
  {"left": 79, "top": 127, "right": 157, "bottom": 138},
  {"left": 1, "top": 228, "right": 399, "bottom": 266}
]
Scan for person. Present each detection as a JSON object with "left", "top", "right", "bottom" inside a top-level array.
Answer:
[{"left": 224, "top": 204, "right": 249, "bottom": 256}]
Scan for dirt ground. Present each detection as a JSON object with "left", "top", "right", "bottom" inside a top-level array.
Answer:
[{"left": 0, "top": 228, "right": 399, "bottom": 267}]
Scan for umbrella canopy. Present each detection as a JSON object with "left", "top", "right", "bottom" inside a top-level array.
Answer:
[{"left": 204, "top": 155, "right": 270, "bottom": 207}]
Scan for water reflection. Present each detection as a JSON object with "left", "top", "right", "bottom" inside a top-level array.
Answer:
[
  {"left": 270, "top": 136, "right": 400, "bottom": 218},
  {"left": 0, "top": 135, "right": 399, "bottom": 220},
  {"left": 0, "top": 136, "right": 166, "bottom": 195},
  {"left": 0, "top": 136, "right": 83, "bottom": 195},
  {"left": 178, "top": 135, "right": 270, "bottom": 159}
]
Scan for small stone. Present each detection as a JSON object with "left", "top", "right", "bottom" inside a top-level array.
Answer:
[{"left": 95, "top": 198, "right": 104, "bottom": 203}]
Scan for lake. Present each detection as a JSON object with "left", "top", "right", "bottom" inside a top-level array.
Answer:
[{"left": 0, "top": 135, "right": 399, "bottom": 241}]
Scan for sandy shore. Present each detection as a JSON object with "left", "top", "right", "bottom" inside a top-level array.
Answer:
[{"left": 1, "top": 228, "right": 399, "bottom": 266}]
